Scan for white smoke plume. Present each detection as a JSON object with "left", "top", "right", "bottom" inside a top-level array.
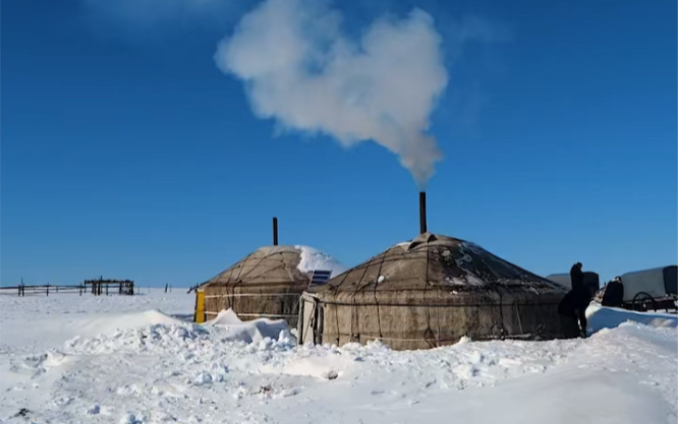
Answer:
[{"left": 214, "top": 0, "right": 449, "bottom": 186}]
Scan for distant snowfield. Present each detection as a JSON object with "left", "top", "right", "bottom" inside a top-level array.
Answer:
[{"left": 0, "top": 290, "right": 676, "bottom": 424}]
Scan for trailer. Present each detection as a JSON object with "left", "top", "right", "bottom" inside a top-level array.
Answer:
[{"left": 617, "top": 266, "right": 677, "bottom": 313}]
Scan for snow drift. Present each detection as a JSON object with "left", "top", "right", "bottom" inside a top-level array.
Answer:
[
  {"left": 206, "top": 308, "right": 294, "bottom": 345},
  {"left": 586, "top": 301, "right": 678, "bottom": 333}
]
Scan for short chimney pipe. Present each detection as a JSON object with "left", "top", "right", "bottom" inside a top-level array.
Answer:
[
  {"left": 272, "top": 217, "right": 279, "bottom": 246},
  {"left": 419, "top": 191, "right": 427, "bottom": 234}
]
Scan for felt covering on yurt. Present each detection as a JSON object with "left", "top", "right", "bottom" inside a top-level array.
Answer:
[
  {"left": 299, "top": 232, "right": 570, "bottom": 350},
  {"left": 199, "top": 245, "right": 345, "bottom": 327}
]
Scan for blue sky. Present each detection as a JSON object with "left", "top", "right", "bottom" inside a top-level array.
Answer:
[{"left": 2, "top": 0, "right": 676, "bottom": 287}]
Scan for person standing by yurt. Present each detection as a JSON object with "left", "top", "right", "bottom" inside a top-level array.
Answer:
[{"left": 558, "top": 262, "right": 590, "bottom": 338}]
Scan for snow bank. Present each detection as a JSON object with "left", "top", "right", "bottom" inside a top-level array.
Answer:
[
  {"left": 587, "top": 302, "right": 678, "bottom": 333},
  {"left": 436, "top": 322, "right": 677, "bottom": 424},
  {"left": 76, "top": 309, "right": 184, "bottom": 337},
  {"left": 64, "top": 322, "right": 209, "bottom": 355},
  {"left": 63, "top": 308, "right": 295, "bottom": 356},
  {"left": 206, "top": 309, "right": 293, "bottom": 345},
  {"left": 0, "top": 290, "right": 194, "bottom": 354},
  {"left": 294, "top": 245, "right": 347, "bottom": 277}
]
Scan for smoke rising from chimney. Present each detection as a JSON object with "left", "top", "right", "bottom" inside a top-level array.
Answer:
[{"left": 214, "top": 0, "right": 448, "bottom": 186}]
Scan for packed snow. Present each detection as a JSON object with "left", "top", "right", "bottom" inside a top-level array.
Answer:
[
  {"left": 294, "top": 245, "right": 347, "bottom": 277},
  {"left": 0, "top": 289, "right": 676, "bottom": 424}
]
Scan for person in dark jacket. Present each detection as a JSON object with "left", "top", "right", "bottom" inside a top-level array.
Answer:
[
  {"left": 570, "top": 262, "right": 585, "bottom": 292},
  {"left": 558, "top": 262, "right": 590, "bottom": 338},
  {"left": 601, "top": 276, "right": 624, "bottom": 307},
  {"left": 570, "top": 262, "right": 590, "bottom": 337}
]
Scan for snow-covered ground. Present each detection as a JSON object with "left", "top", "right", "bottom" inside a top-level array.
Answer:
[{"left": 0, "top": 289, "right": 676, "bottom": 424}]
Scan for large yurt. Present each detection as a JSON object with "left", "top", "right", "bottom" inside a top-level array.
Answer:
[
  {"left": 193, "top": 218, "right": 346, "bottom": 326},
  {"left": 298, "top": 193, "right": 570, "bottom": 350}
]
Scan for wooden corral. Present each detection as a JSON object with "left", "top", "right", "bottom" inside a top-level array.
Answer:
[{"left": 84, "top": 278, "right": 135, "bottom": 296}]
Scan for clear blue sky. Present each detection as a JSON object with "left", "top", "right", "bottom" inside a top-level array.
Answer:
[{"left": 2, "top": 0, "right": 676, "bottom": 287}]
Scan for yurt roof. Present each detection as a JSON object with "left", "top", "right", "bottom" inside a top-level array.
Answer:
[
  {"left": 200, "top": 245, "right": 346, "bottom": 289},
  {"left": 308, "top": 232, "right": 565, "bottom": 295}
]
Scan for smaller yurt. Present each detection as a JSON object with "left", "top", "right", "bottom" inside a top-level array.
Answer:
[
  {"left": 298, "top": 193, "right": 571, "bottom": 350},
  {"left": 619, "top": 266, "right": 677, "bottom": 302},
  {"left": 546, "top": 271, "right": 600, "bottom": 294},
  {"left": 193, "top": 218, "right": 346, "bottom": 326}
]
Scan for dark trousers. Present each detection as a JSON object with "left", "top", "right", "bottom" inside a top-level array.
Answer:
[
  {"left": 575, "top": 307, "right": 587, "bottom": 337},
  {"left": 558, "top": 290, "right": 590, "bottom": 338}
]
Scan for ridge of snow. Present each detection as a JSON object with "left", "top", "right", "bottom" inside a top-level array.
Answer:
[
  {"left": 586, "top": 301, "right": 678, "bottom": 333},
  {"left": 206, "top": 308, "right": 293, "bottom": 345}
]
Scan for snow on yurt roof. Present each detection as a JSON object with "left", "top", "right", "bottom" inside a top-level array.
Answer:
[
  {"left": 294, "top": 245, "right": 348, "bottom": 278},
  {"left": 201, "top": 245, "right": 346, "bottom": 288}
]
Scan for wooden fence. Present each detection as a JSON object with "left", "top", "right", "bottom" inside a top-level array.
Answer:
[{"left": 0, "top": 284, "right": 86, "bottom": 296}]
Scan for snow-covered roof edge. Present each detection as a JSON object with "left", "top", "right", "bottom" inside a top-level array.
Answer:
[{"left": 294, "top": 245, "right": 348, "bottom": 278}]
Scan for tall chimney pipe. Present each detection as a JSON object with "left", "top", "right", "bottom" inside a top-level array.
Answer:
[
  {"left": 419, "top": 191, "right": 427, "bottom": 234},
  {"left": 272, "top": 217, "right": 278, "bottom": 246}
]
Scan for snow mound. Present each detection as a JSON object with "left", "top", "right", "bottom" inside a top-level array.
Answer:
[
  {"left": 64, "top": 322, "right": 209, "bottom": 355},
  {"left": 76, "top": 309, "right": 184, "bottom": 338},
  {"left": 294, "top": 245, "right": 347, "bottom": 277},
  {"left": 207, "top": 309, "right": 294, "bottom": 346},
  {"left": 587, "top": 302, "right": 678, "bottom": 334},
  {"left": 62, "top": 309, "right": 296, "bottom": 356}
]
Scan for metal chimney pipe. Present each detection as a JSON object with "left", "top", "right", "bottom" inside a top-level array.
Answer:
[
  {"left": 419, "top": 191, "right": 427, "bottom": 234},
  {"left": 272, "top": 217, "right": 279, "bottom": 246}
]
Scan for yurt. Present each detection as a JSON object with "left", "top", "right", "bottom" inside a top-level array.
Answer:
[
  {"left": 546, "top": 271, "right": 600, "bottom": 293},
  {"left": 298, "top": 193, "right": 570, "bottom": 350},
  {"left": 193, "top": 218, "right": 346, "bottom": 326}
]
